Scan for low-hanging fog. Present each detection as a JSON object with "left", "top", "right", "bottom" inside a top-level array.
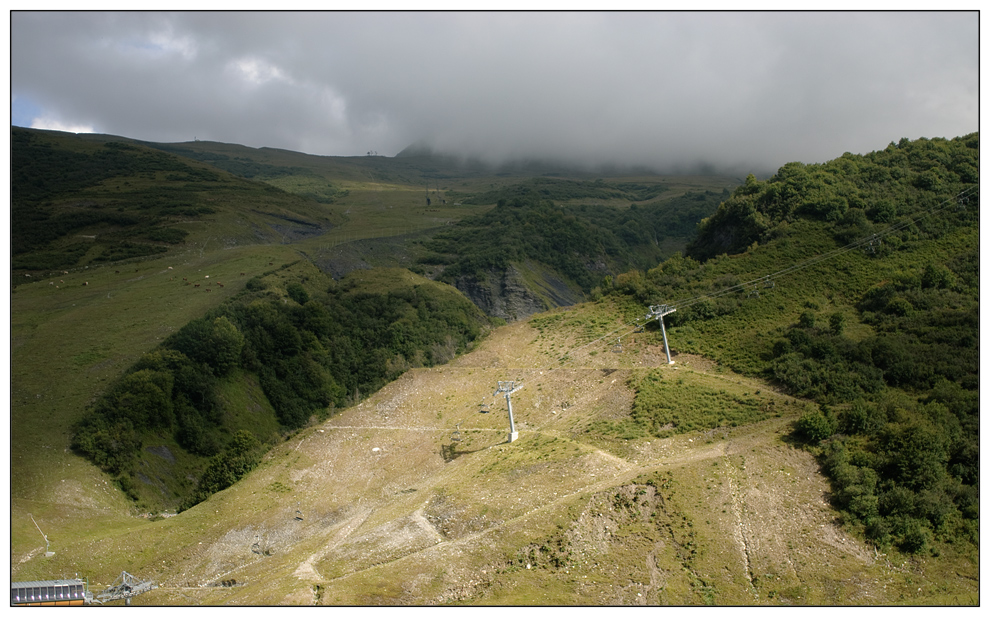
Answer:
[{"left": 10, "top": 11, "right": 978, "bottom": 175}]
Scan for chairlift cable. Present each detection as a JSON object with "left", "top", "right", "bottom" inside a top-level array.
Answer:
[
  {"left": 666, "top": 185, "right": 976, "bottom": 312},
  {"left": 544, "top": 185, "right": 975, "bottom": 368}
]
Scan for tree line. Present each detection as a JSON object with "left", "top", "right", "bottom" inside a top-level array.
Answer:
[{"left": 72, "top": 268, "right": 493, "bottom": 509}]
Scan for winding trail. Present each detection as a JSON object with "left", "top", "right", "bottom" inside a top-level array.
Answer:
[{"left": 309, "top": 419, "right": 770, "bottom": 589}]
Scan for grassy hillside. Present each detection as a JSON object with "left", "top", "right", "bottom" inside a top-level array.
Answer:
[
  {"left": 11, "top": 128, "right": 341, "bottom": 279},
  {"left": 9, "top": 129, "right": 977, "bottom": 605},
  {"left": 599, "top": 133, "right": 979, "bottom": 556},
  {"left": 123, "top": 135, "right": 741, "bottom": 319}
]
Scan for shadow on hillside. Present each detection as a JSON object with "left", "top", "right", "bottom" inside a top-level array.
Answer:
[{"left": 440, "top": 442, "right": 487, "bottom": 463}]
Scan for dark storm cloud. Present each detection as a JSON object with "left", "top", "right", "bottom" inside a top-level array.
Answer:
[{"left": 10, "top": 11, "right": 978, "bottom": 174}]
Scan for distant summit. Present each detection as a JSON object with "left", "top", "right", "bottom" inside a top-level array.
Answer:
[{"left": 394, "top": 141, "right": 437, "bottom": 158}]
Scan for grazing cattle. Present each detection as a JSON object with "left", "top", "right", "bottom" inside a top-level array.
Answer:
[
  {"left": 115, "top": 270, "right": 120, "bottom": 274},
  {"left": 205, "top": 275, "right": 209, "bottom": 278},
  {"left": 194, "top": 284, "right": 200, "bottom": 287},
  {"left": 217, "top": 282, "right": 224, "bottom": 288},
  {"left": 49, "top": 282, "right": 54, "bottom": 286},
  {"left": 62, "top": 271, "right": 69, "bottom": 275},
  {"left": 24, "top": 274, "right": 31, "bottom": 278},
  {"left": 168, "top": 267, "right": 173, "bottom": 270},
  {"left": 60, "top": 280, "right": 64, "bottom": 284},
  {"left": 183, "top": 277, "right": 188, "bottom": 281},
  {"left": 240, "top": 272, "right": 245, "bottom": 276},
  {"left": 206, "top": 288, "right": 212, "bottom": 292},
  {"left": 83, "top": 282, "right": 88, "bottom": 286}
]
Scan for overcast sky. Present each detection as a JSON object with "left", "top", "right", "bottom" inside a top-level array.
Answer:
[{"left": 10, "top": 11, "right": 979, "bottom": 174}]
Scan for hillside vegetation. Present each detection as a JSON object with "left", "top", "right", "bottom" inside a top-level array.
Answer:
[
  {"left": 132, "top": 136, "right": 739, "bottom": 319},
  {"left": 419, "top": 187, "right": 727, "bottom": 296},
  {"left": 71, "top": 264, "right": 494, "bottom": 510},
  {"left": 601, "top": 133, "right": 979, "bottom": 555},
  {"left": 9, "top": 129, "right": 978, "bottom": 605},
  {"left": 10, "top": 127, "right": 337, "bottom": 277}
]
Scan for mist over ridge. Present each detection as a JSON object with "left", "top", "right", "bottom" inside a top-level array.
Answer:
[{"left": 11, "top": 12, "right": 977, "bottom": 177}]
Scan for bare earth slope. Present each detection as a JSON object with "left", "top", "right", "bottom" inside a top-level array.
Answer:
[{"left": 11, "top": 307, "right": 978, "bottom": 605}]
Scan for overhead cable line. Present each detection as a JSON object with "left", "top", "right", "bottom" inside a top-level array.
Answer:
[
  {"left": 549, "top": 184, "right": 977, "bottom": 367},
  {"left": 475, "top": 184, "right": 977, "bottom": 443},
  {"left": 668, "top": 185, "right": 978, "bottom": 311}
]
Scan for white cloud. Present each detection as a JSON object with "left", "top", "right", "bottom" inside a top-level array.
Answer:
[
  {"left": 230, "top": 58, "right": 291, "bottom": 86},
  {"left": 30, "top": 117, "right": 96, "bottom": 134}
]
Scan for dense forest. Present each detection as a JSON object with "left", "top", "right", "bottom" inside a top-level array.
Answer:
[
  {"left": 605, "top": 134, "right": 979, "bottom": 554},
  {"left": 688, "top": 135, "right": 979, "bottom": 260},
  {"left": 419, "top": 185, "right": 728, "bottom": 292},
  {"left": 72, "top": 266, "right": 493, "bottom": 508}
]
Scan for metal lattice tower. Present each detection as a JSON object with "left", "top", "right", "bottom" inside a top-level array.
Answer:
[
  {"left": 95, "top": 571, "right": 157, "bottom": 606},
  {"left": 493, "top": 381, "right": 524, "bottom": 443},
  {"left": 647, "top": 304, "right": 677, "bottom": 365}
]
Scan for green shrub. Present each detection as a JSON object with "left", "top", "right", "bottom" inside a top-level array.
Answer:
[
  {"left": 796, "top": 410, "right": 834, "bottom": 443},
  {"left": 898, "top": 521, "right": 931, "bottom": 554},
  {"left": 287, "top": 282, "right": 310, "bottom": 304}
]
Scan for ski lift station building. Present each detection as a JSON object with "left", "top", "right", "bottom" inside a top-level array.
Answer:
[{"left": 11, "top": 578, "right": 93, "bottom": 606}]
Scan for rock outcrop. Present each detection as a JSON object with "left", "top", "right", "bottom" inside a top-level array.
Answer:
[{"left": 453, "top": 262, "right": 584, "bottom": 322}]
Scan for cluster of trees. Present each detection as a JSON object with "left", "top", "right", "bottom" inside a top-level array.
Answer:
[
  {"left": 794, "top": 387, "right": 978, "bottom": 554},
  {"left": 72, "top": 269, "right": 493, "bottom": 508},
  {"left": 12, "top": 131, "right": 186, "bottom": 204},
  {"left": 774, "top": 261, "right": 978, "bottom": 401},
  {"left": 71, "top": 320, "right": 238, "bottom": 474},
  {"left": 420, "top": 189, "right": 727, "bottom": 293},
  {"left": 688, "top": 134, "right": 978, "bottom": 260},
  {"left": 787, "top": 260, "right": 978, "bottom": 553}
]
